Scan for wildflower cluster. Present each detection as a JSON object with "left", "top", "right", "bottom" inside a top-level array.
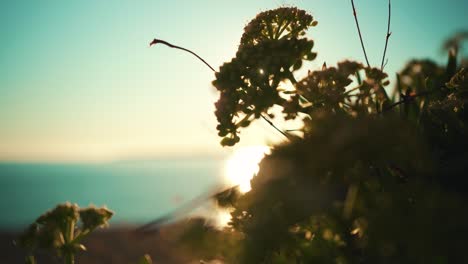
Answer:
[
  {"left": 285, "top": 61, "right": 390, "bottom": 119},
  {"left": 212, "top": 7, "right": 396, "bottom": 146},
  {"left": 240, "top": 7, "right": 316, "bottom": 46},
  {"left": 213, "top": 7, "right": 317, "bottom": 146},
  {"left": 17, "top": 203, "right": 113, "bottom": 264}
]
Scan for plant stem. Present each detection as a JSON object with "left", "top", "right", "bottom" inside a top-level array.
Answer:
[
  {"left": 350, "top": 0, "right": 371, "bottom": 67},
  {"left": 63, "top": 219, "right": 75, "bottom": 264},
  {"left": 381, "top": 0, "right": 392, "bottom": 70},
  {"left": 343, "top": 86, "right": 362, "bottom": 95},
  {"left": 68, "top": 220, "right": 75, "bottom": 243},
  {"left": 72, "top": 229, "right": 89, "bottom": 244},
  {"left": 150, "top": 38, "right": 291, "bottom": 140},
  {"left": 149, "top": 39, "right": 216, "bottom": 72},
  {"left": 260, "top": 114, "right": 291, "bottom": 139},
  {"left": 65, "top": 252, "right": 75, "bottom": 264},
  {"left": 381, "top": 91, "right": 430, "bottom": 112}
]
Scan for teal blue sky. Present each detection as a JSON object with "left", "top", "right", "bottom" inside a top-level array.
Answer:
[{"left": 1, "top": 0, "right": 467, "bottom": 161}]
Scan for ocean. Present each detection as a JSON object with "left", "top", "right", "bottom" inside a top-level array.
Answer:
[{"left": 0, "top": 157, "right": 225, "bottom": 230}]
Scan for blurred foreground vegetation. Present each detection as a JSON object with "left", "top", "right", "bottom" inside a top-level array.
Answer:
[
  {"left": 180, "top": 6, "right": 468, "bottom": 264},
  {"left": 17, "top": 203, "right": 114, "bottom": 264}
]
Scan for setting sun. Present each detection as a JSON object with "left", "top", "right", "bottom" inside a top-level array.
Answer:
[{"left": 224, "top": 146, "right": 271, "bottom": 193}]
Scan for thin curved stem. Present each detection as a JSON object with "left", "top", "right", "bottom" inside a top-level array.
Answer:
[
  {"left": 343, "top": 85, "right": 362, "bottom": 95},
  {"left": 350, "top": 0, "right": 371, "bottom": 67},
  {"left": 381, "top": 91, "right": 430, "bottom": 112},
  {"left": 150, "top": 38, "right": 290, "bottom": 140},
  {"left": 150, "top": 39, "right": 216, "bottom": 72},
  {"left": 381, "top": 0, "right": 392, "bottom": 70},
  {"left": 260, "top": 114, "right": 291, "bottom": 139}
]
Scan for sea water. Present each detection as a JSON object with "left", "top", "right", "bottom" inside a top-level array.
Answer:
[{"left": 0, "top": 157, "right": 225, "bottom": 230}]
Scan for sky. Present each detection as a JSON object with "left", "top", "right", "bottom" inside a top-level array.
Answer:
[{"left": 0, "top": 0, "right": 467, "bottom": 162}]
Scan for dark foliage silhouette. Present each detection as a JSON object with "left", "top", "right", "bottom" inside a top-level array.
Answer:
[{"left": 165, "top": 6, "right": 468, "bottom": 264}]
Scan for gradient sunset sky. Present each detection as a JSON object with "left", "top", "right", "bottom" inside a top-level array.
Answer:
[{"left": 1, "top": 0, "right": 467, "bottom": 162}]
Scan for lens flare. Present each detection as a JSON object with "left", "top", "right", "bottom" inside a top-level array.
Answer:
[{"left": 224, "top": 145, "right": 271, "bottom": 193}]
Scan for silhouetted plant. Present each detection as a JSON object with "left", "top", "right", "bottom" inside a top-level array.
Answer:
[
  {"left": 17, "top": 203, "right": 113, "bottom": 264},
  {"left": 149, "top": 5, "right": 468, "bottom": 263},
  {"left": 212, "top": 7, "right": 318, "bottom": 146}
]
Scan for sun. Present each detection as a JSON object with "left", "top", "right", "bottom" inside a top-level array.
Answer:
[{"left": 224, "top": 145, "right": 271, "bottom": 193}]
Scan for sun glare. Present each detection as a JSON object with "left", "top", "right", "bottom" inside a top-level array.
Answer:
[
  {"left": 224, "top": 145, "right": 271, "bottom": 193},
  {"left": 215, "top": 209, "right": 233, "bottom": 228}
]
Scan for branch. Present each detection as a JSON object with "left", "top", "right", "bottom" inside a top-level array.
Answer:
[
  {"left": 380, "top": 0, "right": 392, "bottom": 70},
  {"left": 350, "top": 0, "right": 371, "bottom": 67}
]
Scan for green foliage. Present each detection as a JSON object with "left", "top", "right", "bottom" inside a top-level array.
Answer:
[
  {"left": 180, "top": 6, "right": 468, "bottom": 264},
  {"left": 17, "top": 203, "right": 113, "bottom": 264}
]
